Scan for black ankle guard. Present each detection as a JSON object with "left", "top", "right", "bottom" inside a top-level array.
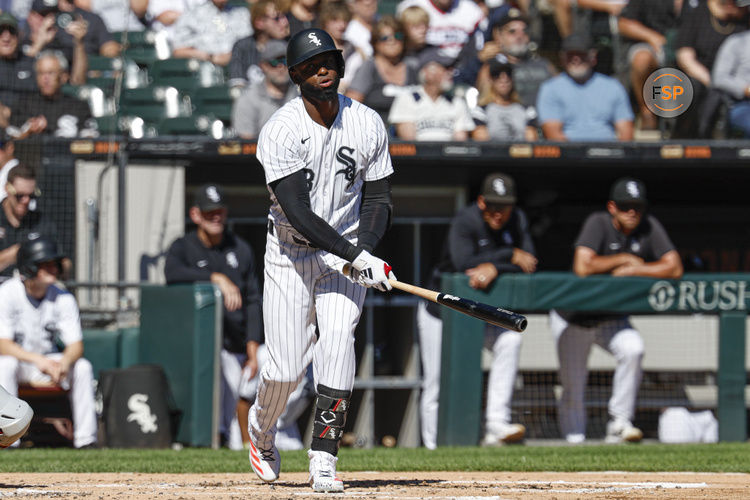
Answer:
[{"left": 311, "top": 384, "right": 351, "bottom": 456}]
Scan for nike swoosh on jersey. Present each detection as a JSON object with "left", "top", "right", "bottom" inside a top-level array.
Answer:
[{"left": 301, "top": 137, "right": 310, "bottom": 144}]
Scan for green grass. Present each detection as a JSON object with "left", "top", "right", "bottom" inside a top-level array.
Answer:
[{"left": 0, "top": 443, "right": 748, "bottom": 473}]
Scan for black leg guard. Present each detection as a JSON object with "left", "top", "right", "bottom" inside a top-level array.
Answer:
[{"left": 311, "top": 384, "right": 351, "bottom": 456}]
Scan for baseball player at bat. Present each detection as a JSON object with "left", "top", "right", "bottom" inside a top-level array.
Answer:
[
  {"left": 249, "top": 28, "right": 395, "bottom": 493},
  {"left": 418, "top": 172, "right": 536, "bottom": 449}
]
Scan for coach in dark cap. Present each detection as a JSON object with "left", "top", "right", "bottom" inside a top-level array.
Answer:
[{"left": 164, "top": 183, "right": 263, "bottom": 448}]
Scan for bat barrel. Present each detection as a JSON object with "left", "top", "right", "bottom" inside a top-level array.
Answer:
[{"left": 437, "top": 294, "right": 528, "bottom": 332}]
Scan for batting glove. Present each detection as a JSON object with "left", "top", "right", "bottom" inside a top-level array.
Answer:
[{"left": 351, "top": 250, "right": 395, "bottom": 292}]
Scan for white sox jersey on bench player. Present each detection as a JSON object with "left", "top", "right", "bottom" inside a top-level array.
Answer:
[{"left": 251, "top": 94, "right": 393, "bottom": 451}]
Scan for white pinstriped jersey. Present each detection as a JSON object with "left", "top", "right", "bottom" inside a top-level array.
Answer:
[
  {"left": 257, "top": 94, "right": 394, "bottom": 242},
  {"left": 0, "top": 277, "right": 82, "bottom": 355}
]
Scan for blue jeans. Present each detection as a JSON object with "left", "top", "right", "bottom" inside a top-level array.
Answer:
[{"left": 729, "top": 101, "right": 750, "bottom": 138}]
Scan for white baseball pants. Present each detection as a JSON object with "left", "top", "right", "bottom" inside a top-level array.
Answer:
[
  {"left": 0, "top": 354, "right": 97, "bottom": 448},
  {"left": 417, "top": 301, "right": 522, "bottom": 449},
  {"left": 549, "top": 310, "right": 644, "bottom": 438},
  {"left": 250, "top": 232, "right": 366, "bottom": 450}
]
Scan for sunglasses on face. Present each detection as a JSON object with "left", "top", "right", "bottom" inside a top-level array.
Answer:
[
  {"left": 504, "top": 27, "right": 527, "bottom": 35},
  {"left": 266, "top": 57, "right": 286, "bottom": 67},
  {"left": 616, "top": 202, "right": 645, "bottom": 212},
  {"left": 0, "top": 26, "right": 18, "bottom": 36},
  {"left": 378, "top": 32, "right": 404, "bottom": 42},
  {"left": 7, "top": 184, "right": 41, "bottom": 202},
  {"left": 485, "top": 202, "right": 512, "bottom": 212}
]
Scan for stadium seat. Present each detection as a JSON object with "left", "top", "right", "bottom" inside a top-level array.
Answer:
[
  {"left": 61, "top": 84, "right": 112, "bottom": 117},
  {"left": 191, "top": 85, "right": 241, "bottom": 123},
  {"left": 150, "top": 58, "right": 224, "bottom": 91},
  {"left": 119, "top": 86, "right": 191, "bottom": 124},
  {"left": 117, "top": 30, "right": 170, "bottom": 66},
  {"left": 86, "top": 56, "right": 148, "bottom": 94},
  {"left": 156, "top": 116, "right": 216, "bottom": 136}
]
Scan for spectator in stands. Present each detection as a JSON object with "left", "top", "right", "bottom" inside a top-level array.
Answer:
[
  {"left": 0, "top": 165, "right": 58, "bottom": 280},
  {"left": 397, "top": 5, "right": 429, "bottom": 70},
  {"left": 228, "top": 0, "right": 289, "bottom": 88},
  {"left": 286, "top": 0, "right": 319, "bottom": 35},
  {"left": 397, "top": 0, "right": 485, "bottom": 60},
  {"left": 467, "top": 8, "right": 555, "bottom": 111},
  {"left": 147, "top": 0, "right": 204, "bottom": 41},
  {"left": 0, "top": 236, "right": 98, "bottom": 449},
  {"left": 674, "top": 0, "right": 748, "bottom": 138},
  {"left": 232, "top": 40, "right": 297, "bottom": 139},
  {"left": 550, "top": 177, "right": 683, "bottom": 444},
  {"left": 7, "top": 50, "right": 97, "bottom": 139},
  {"left": 713, "top": 27, "right": 750, "bottom": 137},
  {"left": 418, "top": 172, "right": 535, "bottom": 449},
  {"left": 170, "top": 0, "right": 252, "bottom": 67},
  {"left": 0, "top": 12, "right": 40, "bottom": 114},
  {"left": 472, "top": 60, "right": 537, "bottom": 141},
  {"left": 346, "top": 15, "right": 419, "bottom": 127},
  {"left": 551, "top": 0, "right": 627, "bottom": 40},
  {"left": 0, "top": 133, "right": 18, "bottom": 203},
  {"left": 318, "top": 1, "right": 364, "bottom": 93},
  {"left": 164, "top": 184, "right": 263, "bottom": 449},
  {"left": 73, "top": 0, "right": 147, "bottom": 33},
  {"left": 25, "top": 0, "right": 121, "bottom": 59},
  {"left": 536, "top": 33, "right": 633, "bottom": 141},
  {"left": 618, "top": 0, "right": 682, "bottom": 131},
  {"left": 389, "top": 47, "right": 476, "bottom": 140},
  {"left": 344, "top": 0, "right": 378, "bottom": 59},
  {"left": 20, "top": 5, "right": 87, "bottom": 86}
]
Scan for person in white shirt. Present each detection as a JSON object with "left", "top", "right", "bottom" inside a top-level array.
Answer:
[
  {"left": 388, "top": 47, "right": 475, "bottom": 141},
  {"left": 0, "top": 236, "right": 98, "bottom": 449}
]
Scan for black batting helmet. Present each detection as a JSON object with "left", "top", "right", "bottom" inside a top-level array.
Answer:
[
  {"left": 17, "top": 236, "right": 64, "bottom": 278},
  {"left": 286, "top": 28, "right": 345, "bottom": 79}
]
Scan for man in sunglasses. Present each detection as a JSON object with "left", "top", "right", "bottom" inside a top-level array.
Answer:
[
  {"left": 0, "top": 12, "right": 38, "bottom": 114},
  {"left": 550, "top": 177, "right": 683, "bottom": 444},
  {"left": 417, "top": 172, "right": 537, "bottom": 449},
  {"left": 232, "top": 39, "right": 297, "bottom": 139},
  {"left": 0, "top": 164, "right": 57, "bottom": 280}
]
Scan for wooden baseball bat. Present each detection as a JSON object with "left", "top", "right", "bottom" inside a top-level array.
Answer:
[{"left": 344, "top": 265, "right": 527, "bottom": 332}]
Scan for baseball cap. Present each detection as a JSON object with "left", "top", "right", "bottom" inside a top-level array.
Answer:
[
  {"left": 488, "top": 59, "right": 513, "bottom": 79},
  {"left": 31, "top": 0, "right": 59, "bottom": 14},
  {"left": 260, "top": 40, "right": 287, "bottom": 64},
  {"left": 193, "top": 184, "right": 227, "bottom": 211},
  {"left": 0, "top": 12, "right": 18, "bottom": 30},
  {"left": 610, "top": 177, "right": 647, "bottom": 206},
  {"left": 491, "top": 7, "right": 528, "bottom": 31},
  {"left": 561, "top": 32, "right": 593, "bottom": 53},
  {"left": 417, "top": 46, "right": 457, "bottom": 71},
  {"left": 735, "top": 0, "right": 750, "bottom": 6},
  {"left": 481, "top": 173, "right": 516, "bottom": 204}
]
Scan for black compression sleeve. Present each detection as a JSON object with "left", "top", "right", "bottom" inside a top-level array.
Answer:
[
  {"left": 271, "top": 170, "right": 361, "bottom": 262},
  {"left": 358, "top": 177, "right": 392, "bottom": 252}
]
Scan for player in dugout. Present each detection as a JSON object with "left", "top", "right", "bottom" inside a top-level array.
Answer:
[{"left": 418, "top": 172, "right": 537, "bottom": 449}]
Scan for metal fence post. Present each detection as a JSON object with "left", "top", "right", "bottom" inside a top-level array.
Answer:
[{"left": 718, "top": 311, "right": 747, "bottom": 442}]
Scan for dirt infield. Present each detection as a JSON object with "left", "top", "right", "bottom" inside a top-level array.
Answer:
[{"left": 2, "top": 472, "right": 749, "bottom": 499}]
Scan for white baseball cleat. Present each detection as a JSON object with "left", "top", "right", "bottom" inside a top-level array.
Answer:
[
  {"left": 481, "top": 423, "right": 526, "bottom": 446},
  {"left": 0, "top": 386, "right": 34, "bottom": 448},
  {"left": 248, "top": 439, "right": 280, "bottom": 482},
  {"left": 605, "top": 419, "right": 643, "bottom": 444},
  {"left": 308, "top": 449, "right": 344, "bottom": 492}
]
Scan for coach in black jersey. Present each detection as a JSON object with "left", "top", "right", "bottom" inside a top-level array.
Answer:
[
  {"left": 164, "top": 183, "right": 263, "bottom": 448},
  {"left": 418, "top": 172, "right": 536, "bottom": 449}
]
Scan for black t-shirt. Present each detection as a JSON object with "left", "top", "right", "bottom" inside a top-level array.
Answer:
[
  {"left": 620, "top": 0, "right": 679, "bottom": 35},
  {"left": 675, "top": 0, "right": 748, "bottom": 69},
  {"left": 25, "top": 8, "right": 114, "bottom": 62},
  {"left": 164, "top": 230, "right": 263, "bottom": 353},
  {"left": 0, "top": 206, "right": 58, "bottom": 278},
  {"left": 228, "top": 35, "right": 260, "bottom": 87},
  {"left": 10, "top": 92, "right": 94, "bottom": 137},
  {"left": 0, "top": 53, "right": 37, "bottom": 109},
  {"left": 426, "top": 203, "right": 536, "bottom": 317}
]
